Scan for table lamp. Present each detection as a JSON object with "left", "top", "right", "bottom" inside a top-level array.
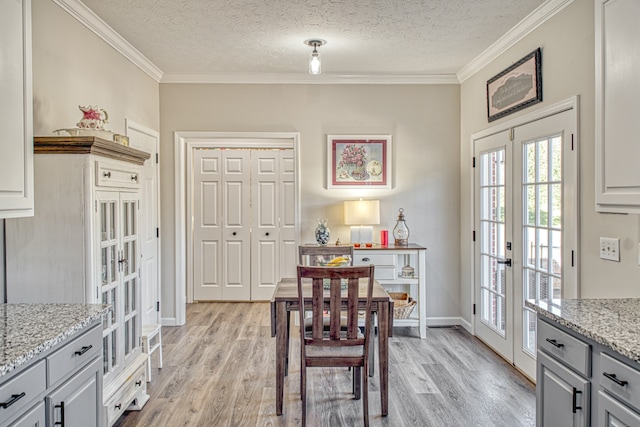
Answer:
[{"left": 344, "top": 199, "right": 380, "bottom": 244}]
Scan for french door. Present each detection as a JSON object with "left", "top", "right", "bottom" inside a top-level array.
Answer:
[{"left": 474, "top": 106, "right": 578, "bottom": 380}]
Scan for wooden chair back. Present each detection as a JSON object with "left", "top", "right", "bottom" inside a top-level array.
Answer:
[
  {"left": 298, "top": 245, "right": 354, "bottom": 266},
  {"left": 296, "top": 265, "right": 375, "bottom": 426}
]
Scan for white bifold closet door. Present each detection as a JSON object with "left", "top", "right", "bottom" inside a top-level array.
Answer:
[{"left": 192, "top": 148, "right": 295, "bottom": 301}]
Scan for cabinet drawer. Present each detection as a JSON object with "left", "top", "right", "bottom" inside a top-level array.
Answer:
[
  {"left": 96, "top": 160, "right": 141, "bottom": 189},
  {"left": 105, "top": 363, "right": 146, "bottom": 425},
  {"left": 600, "top": 352, "right": 640, "bottom": 410},
  {"left": 353, "top": 254, "right": 396, "bottom": 279},
  {"left": 0, "top": 360, "right": 45, "bottom": 424},
  {"left": 47, "top": 325, "right": 101, "bottom": 387},
  {"left": 537, "top": 319, "right": 591, "bottom": 376}
]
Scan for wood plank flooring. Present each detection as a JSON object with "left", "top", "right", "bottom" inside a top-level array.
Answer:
[{"left": 114, "top": 303, "right": 535, "bottom": 427}]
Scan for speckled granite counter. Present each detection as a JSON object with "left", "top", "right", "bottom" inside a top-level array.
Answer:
[
  {"left": 526, "top": 298, "right": 640, "bottom": 364},
  {"left": 0, "top": 303, "right": 109, "bottom": 378}
]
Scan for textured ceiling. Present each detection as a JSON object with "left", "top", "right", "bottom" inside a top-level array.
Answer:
[{"left": 80, "top": 0, "right": 545, "bottom": 78}]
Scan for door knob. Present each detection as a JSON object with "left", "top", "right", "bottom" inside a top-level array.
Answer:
[{"left": 497, "top": 258, "right": 512, "bottom": 267}]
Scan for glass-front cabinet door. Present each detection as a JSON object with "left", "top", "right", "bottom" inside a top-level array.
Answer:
[
  {"left": 121, "top": 193, "right": 140, "bottom": 364},
  {"left": 98, "top": 191, "right": 120, "bottom": 381},
  {"left": 97, "top": 190, "right": 141, "bottom": 382}
]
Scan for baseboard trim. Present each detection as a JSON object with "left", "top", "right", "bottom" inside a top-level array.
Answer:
[
  {"left": 426, "top": 316, "right": 463, "bottom": 327},
  {"left": 161, "top": 317, "right": 177, "bottom": 326}
]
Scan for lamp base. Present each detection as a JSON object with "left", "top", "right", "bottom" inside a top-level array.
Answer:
[{"left": 350, "top": 226, "right": 373, "bottom": 244}]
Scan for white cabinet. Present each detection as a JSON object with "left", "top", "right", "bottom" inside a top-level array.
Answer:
[
  {"left": 5, "top": 137, "right": 151, "bottom": 427},
  {"left": 353, "top": 244, "right": 427, "bottom": 338},
  {"left": 595, "top": 0, "right": 640, "bottom": 212},
  {"left": 0, "top": 0, "right": 33, "bottom": 218}
]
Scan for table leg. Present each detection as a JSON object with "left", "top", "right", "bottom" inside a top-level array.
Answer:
[
  {"left": 378, "top": 301, "right": 389, "bottom": 416},
  {"left": 285, "top": 312, "right": 291, "bottom": 376},
  {"left": 276, "top": 301, "right": 287, "bottom": 415},
  {"left": 369, "top": 314, "right": 375, "bottom": 377}
]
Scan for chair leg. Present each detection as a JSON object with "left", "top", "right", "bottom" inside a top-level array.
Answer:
[
  {"left": 353, "top": 367, "right": 361, "bottom": 400},
  {"left": 301, "top": 365, "right": 307, "bottom": 427},
  {"left": 363, "top": 363, "right": 369, "bottom": 427}
]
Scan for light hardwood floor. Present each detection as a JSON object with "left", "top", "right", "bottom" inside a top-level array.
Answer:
[{"left": 114, "top": 303, "right": 535, "bottom": 426}]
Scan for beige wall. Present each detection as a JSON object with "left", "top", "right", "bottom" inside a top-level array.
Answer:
[
  {"left": 0, "top": 1, "right": 159, "bottom": 296},
  {"left": 160, "top": 83, "right": 461, "bottom": 323},
  {"left": 460, "top": 0, "right": 640, "bottom": 327},
  {"left": 31, "top": 0, "right": 159, "bottom": 136}
]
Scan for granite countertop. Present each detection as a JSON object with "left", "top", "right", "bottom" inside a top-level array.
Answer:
[
  {"left": 0, "top": 303, "right": 110, "bottom": 378},
  {"left": 526, "top": 298, "right": 640, "bottom": 364}
]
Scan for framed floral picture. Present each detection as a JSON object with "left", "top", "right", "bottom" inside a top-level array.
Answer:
[{"left": 327, "top": 135, "right": 392, "bottom": 189}]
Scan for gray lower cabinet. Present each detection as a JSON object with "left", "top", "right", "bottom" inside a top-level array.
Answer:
[
  {"left": 7, "top": 402, "right": 45, "bottom": 427},
  {"left": 598, "top": 390, "right": 640, "bottom": 426},
  {"left": 537, "top": 315, "right": 640, "bottom": 427},
  {"left": 537, "top": 350, "right": 590, "bottom": 426},
  {"left": 0, "top": 323, "right": 103, "bottom": 427},
  {"left": 46, "top": 357, "right": 102, "bottom": 427}
]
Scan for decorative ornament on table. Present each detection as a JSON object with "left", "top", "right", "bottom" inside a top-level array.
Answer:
[
  {"left": 314, "top": 219, "right": 330, "bottom": 246},
  {"left": 393, "top": 208, "right": 410, "bottom": 246}
]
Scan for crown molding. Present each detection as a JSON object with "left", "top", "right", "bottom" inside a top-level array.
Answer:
[
  {"left": 160, "top": 72, "right": 460, "bottom": 85},
  {"left": 52, "top": 0, "right": 163, "bottom": 82},
  {"left": 457, "top": 0, "right": 575, "bottom": 83}
]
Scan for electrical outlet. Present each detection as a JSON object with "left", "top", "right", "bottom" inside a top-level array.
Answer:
[{"left": 600, "top": 237, "right": 620, "bottom": 262}]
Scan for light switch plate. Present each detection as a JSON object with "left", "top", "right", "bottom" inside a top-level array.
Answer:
[{"left": 600, "top": 237, "right": 620, "bottom": 262}]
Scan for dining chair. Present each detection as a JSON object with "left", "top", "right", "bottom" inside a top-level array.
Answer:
[
  {"left": 298, "top": 244, "right": 354, "bottom": 266},
  {"left": 297, "top": 265, "right": 375, "bottom": 427}
]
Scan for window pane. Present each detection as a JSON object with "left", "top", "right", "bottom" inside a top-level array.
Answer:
[
  {"left": 538, "top": 185, "right": 548, "bottom": 227},
  {"left": 551, "top": 183, "right": 562, "bottom": 228},
  {"left": 525, "top": 142, "right": 536, "bottom": 183},
  {"left": 537, "top": 139, "right": 548, "bottom": 182},
  {"left": 551, "top": 136, "right": 562, "bottom": 182}
]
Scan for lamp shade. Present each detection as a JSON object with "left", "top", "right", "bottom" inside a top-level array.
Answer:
[{"left": 344, "top": 200, "right": 380, "bottom": 225}]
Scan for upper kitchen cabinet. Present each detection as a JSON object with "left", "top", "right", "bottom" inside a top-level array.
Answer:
[
  {"left": 0, "top": 0, "right": 33, "bottom": 218},
  {"left": 595, "top": 0, "right": 640, "bottom": 213}
]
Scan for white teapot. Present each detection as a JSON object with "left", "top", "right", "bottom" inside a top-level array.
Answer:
[{"left": 76, "top": 105, "right": 109, "bottom": 130}]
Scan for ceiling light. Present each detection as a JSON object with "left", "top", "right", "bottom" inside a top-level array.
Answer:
[{"left": 304, "top": 39, "right": 326, "bottom": 75}]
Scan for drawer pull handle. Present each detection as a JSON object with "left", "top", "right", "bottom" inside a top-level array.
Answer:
[
  {"left": 545, "top": 338, "right": 564, "bottom": 348},
  {"left": 572, "top": 387, "right": 582, "bottom": 414},
  {"left": 131, "top": 174, "right": 138, "bottom": 182},
  {"left": 75, "top": 345, "right": 93, "bottom": 356},
  {"left": 115, "top": 403, "right": 122, "bottom": 410},
  {"left": 103, "top": 171, "right": 111, "bottom": 178},
  {"left": 136, "top": 380, "right": 142, "bottom": 386},
  {"left": 54, "top": 402, "right": 65, "bottom": 426},
  {"left": 603, "top": 372, "right": 628, "bottom": 386},
  {"left": 1, "top": 392, "right": 25, "bottom": 409},
  {"left": 362, "top": 257, "right": 370, "bottom": 262}
]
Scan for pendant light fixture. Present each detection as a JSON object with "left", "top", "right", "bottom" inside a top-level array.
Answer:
[{"left": 304, "top": 39, "right": 326, "bottom": 75}]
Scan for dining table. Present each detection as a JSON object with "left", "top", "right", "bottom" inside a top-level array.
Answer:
[{"left": 270, "top": 277, "right": 394, "bottom": 416}]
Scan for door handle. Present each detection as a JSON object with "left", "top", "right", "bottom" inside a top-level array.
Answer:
[{"left": 497, "top": 258, "right": 512, "bottom": 267}]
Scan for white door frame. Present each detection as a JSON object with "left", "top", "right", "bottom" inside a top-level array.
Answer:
[
  {"left": 125, "top": 119, "right": 161, "bottom": 324},
  {"left": 174, "top": 131, "right": 301, "bottom": 325},
  {"left": 468, "top": 96, "right": 580, "bottom": 334}
]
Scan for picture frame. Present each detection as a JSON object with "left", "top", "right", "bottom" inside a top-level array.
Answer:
[
  {"left": 487, "top": 48, "right": 542, "bottom": 122},
  {"left": 327, "top": 135, "right": 391, "bottom": 189}
]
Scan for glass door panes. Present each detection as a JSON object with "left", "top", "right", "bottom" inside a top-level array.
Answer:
[
  {"left": 121, "top": 197, "right": 140, "bottom": 359},
  {"left": 479, "top": 148, "right": 507, "bottom": 335},
  {"left": 521, "top": 135, "right": 563, "bottom": 356},
  {"left": 98, "top": 192, "right": 120, "bottom": 377}
]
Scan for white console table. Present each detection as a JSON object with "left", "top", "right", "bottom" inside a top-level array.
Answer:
[{"left": 353, "top": 244, "right": 427, "bottom": 338}]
